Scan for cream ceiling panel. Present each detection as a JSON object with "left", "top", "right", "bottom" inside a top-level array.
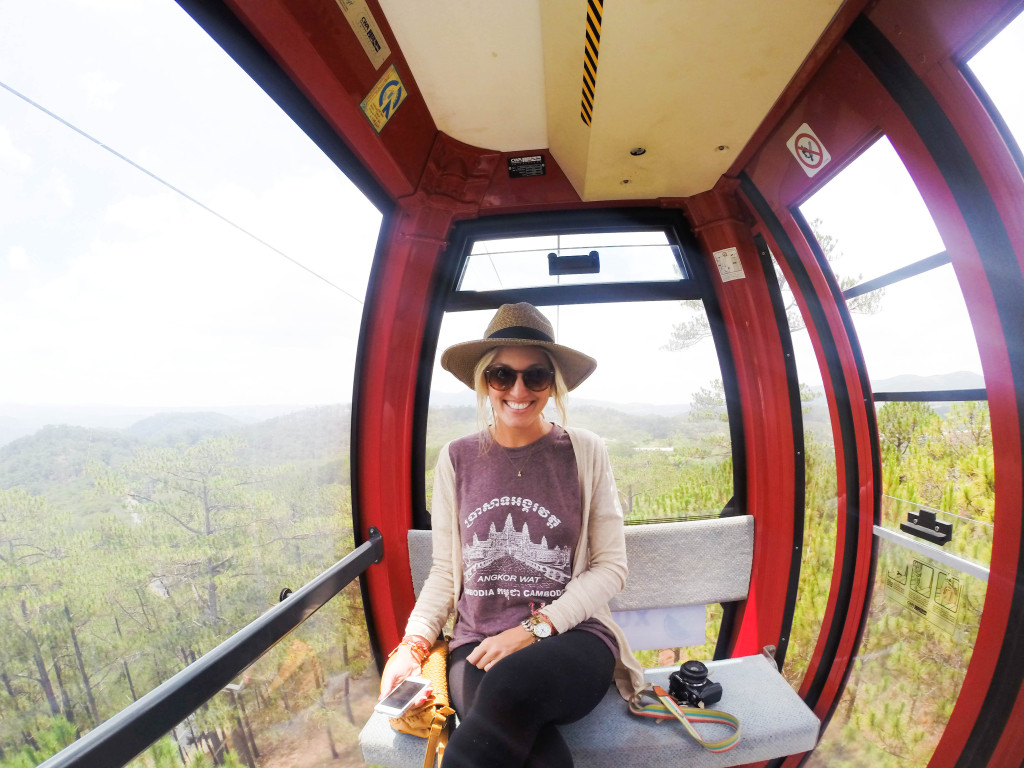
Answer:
[
  {"left": 379, "top": 0, "right": 842, "bottom": 201},
  {"left": 378, "top": 0, "right": 548, "bottom": 151}
]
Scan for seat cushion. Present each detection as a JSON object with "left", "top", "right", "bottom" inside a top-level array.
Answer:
[{"left": 359, "top": 654, "right": 819, "bottom": 768}]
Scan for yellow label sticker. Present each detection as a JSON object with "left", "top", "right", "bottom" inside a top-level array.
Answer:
[{"left": 360, "top": 64, "right": 406, "bottom": 134}]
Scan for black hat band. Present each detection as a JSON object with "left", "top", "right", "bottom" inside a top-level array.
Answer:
[{"left": 487, "top": 325, "right": 554, "bottom": 343}]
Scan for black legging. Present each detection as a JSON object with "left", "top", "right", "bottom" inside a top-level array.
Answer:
[{"left": 444, "top": 631, "right": 615, "bottom": 768}]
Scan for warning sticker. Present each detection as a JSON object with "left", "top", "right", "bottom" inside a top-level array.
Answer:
[
  {"left": 336, "top": 0, "right": 391, "bottom": 70},
  {"left": 360, "top": 64, "right": 406, "bottom": 134},
  {"left": 713, "top": 247, "right": 745, "bottom": 282},
  {"left": 786, "top": 123, "right": 831, "bottom": 178}
]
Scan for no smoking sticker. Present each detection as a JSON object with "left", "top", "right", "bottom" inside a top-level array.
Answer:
[{"left": 786, "top": 123, "right": 831, "bottom": 178}]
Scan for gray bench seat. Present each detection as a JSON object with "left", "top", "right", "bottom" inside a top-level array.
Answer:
[
  {"left": 359, "top": 518, "right": 820, "bottom": 767},
  {"left": 360, "top": 654, "right": 817, "bottom": 768}
]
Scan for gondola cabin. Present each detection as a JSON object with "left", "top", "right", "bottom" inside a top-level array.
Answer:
[{"left": 3, "top": 0, "right": 1023, "bottom": 766}]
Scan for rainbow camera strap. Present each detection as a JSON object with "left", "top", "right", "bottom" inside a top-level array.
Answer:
[{"left": 628, "top": 685, "right": 741, "bottom": 753}]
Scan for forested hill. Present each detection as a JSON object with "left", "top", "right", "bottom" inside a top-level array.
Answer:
[
  {"left": 0, "top": 424, "right": 139, "bottom": 502},
  {"left": 0, "top": 406, "right": 352, "bottom": 511}
]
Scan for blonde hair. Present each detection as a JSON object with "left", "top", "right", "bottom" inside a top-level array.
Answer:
[{"left": 473, "top": 347, "right": 568, "bottom": 450}]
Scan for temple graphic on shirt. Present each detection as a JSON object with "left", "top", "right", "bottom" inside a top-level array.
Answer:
[{"left": 464, "top": 513, "right": 570, "bottom": 584}]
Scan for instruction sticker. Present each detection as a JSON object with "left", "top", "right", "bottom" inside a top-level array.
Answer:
[
  {"left": 787, "top": 123, "right": 831, "bottom": 178},
  {"left": 885, "top": 557, "right": 968, "bottom": 638},
  {"left": 336, "top": 0, "right": 391, "bottom": 70},
  {"left": 714, "top": 247, "right": 745, "bottom": 282},
  {"left": 360, "top": 64, "right": 407, "bottom": 134}
]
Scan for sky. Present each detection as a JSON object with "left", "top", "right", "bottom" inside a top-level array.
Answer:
[
  {"left": 0, "top": 0, "right": 380, "bottom": 409},
  {"left": 0, "top": 2, "right": 1021, "bottom": 414}
]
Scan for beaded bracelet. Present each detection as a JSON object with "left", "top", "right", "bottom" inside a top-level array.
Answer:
[{"left": 388, "top": 635, "right": 431, "bottom": 665}]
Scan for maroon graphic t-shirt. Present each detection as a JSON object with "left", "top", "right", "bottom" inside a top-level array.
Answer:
[{"left": 447, "top": 425, "right": 616, "bottom": 655}]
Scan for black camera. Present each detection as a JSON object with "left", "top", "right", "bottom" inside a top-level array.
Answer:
[{"left": 668, "top": 660, "right": 723, "bottom": 708}]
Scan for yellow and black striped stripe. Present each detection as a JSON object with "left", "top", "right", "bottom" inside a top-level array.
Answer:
[{"left": 581, "top": 0, "right": 603, "bottom": 126}]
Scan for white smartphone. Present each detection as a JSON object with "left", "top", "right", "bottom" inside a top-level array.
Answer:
[{"left": 374, "top": 675, "right": 431, "bottom": 717}]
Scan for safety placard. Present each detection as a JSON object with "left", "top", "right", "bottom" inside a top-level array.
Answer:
[
  {"left": 713, "top": 247, "right": 745, "bottom": 282},
  {"left": 336, "top": 0, "right": 391, "bottom": 70},
  {"left": 787, "top": 123, "right": 831, "bottom": 178},
  {"left": 885, "top": 557, "right": 968, "bottom": 637},
  {"left": 360, "top": 64, "right": 406, "bottom": 134}
]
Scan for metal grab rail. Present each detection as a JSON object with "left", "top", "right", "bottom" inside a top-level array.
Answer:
[{"left": 40, "top": 528, "right": 384, "bottom": 768}]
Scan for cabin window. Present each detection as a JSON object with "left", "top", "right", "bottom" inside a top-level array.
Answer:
[
  {"left": 458, "top": 231, "right": 686, "bottom": 291},
  {"left": 796, "top": 136, "right": 990, "bottom": 766},
  {"left": 428, "top": 226, "right": 733, "bottom": 522},
  {"left": 967, "top": 10, "right": 1024, "bottom": 163},
  {"left": 426, "top": 223, "right": 735, "bottom": 663},
  {"left": 800, "top": 138, "right": 984, "bottom": 397},
  {"left": 428, "top": 300, "right": 732, "bottom": 522},
  {"left": 0, "top": 3, "right": 381, "bottom": 763}
]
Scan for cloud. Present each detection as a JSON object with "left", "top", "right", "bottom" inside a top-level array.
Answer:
[
  {"left": 0, "top": 126, "right": 32, "bottom": 172},
  {"left": 0, "top": 178, "right": 374, "bottom": 407},
  {"left": 81, "top": 71, "right": 122, "bottom": 110},
  {"left": 7, "top": 246, "right": 30, "bottom": 271}
]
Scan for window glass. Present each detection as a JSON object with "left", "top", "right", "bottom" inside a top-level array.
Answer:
[
  {"left": 798, "top": 138, "right": 991, "bottom": 766},
  {"left": 458, "top": 231, "right": 686, "bottom": 291},
  {"left": 878, "top": 401, "right": 994, "bottom": 567},
  {"left": 429, "top": 301, "right": 732, "bottom": 525},
  {"left": 800, "top": 138, "right": 946, "bottom": 289},
  {"left": 0, "top": 2, "right": 380, "bottom": 763},
  {"left": 117, "top": 585, "right": 374, "bottom": 768},
  {"left": 968, "top": 11, "right": 1024, "bottom": 152},
  {"left": 843, "top": 264, "right": 982, "bottom": 389},
  {"left": 800, "top": 139, "right": 984, "bottom": 392},
  {"left": 806, "top": 537, "right": 984, "bottom": 767}
]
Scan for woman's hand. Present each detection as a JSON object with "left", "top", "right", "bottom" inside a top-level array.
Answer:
[
  {"left": 379, "top": 645, "right": 426, "bottom": 701},
  {"left": 467, "top": 623, "right": 535, "bottom": 671}
]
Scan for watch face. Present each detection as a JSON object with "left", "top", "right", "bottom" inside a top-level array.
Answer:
[{"left": 531, "top": 617, "right": 552, "bottom": 638}]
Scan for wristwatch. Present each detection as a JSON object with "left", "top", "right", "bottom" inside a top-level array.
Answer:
[{"left": 521, "top": 613, "right": 555, "bottom": 640}]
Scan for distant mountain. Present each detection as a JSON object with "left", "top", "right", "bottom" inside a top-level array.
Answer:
[
  {"left": 871, "top": 371, "right": 985, "bottom": 392},
  {"left": 242, "top": 404, "right": 350, "bottom": 463},
  {"left": 0, "top": 403, "right": 312, "bottom": 448},
  {"left": 0, "top": 424, "right": 140, "bottom": 511},
  {"left": 0, "top": 405, "right": 353, "bottom": 505},
  {"left": 572, "top": 404, "right": 690, "bottom": 441},
  {"left": 573, "top": 398, "right": 690, "bottom": 416},
  {"left": 127, "top": 411, "right": 244, "bottom": 443}
]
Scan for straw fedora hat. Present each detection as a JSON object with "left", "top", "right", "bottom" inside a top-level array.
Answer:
[{"left": 441, "top": 303, "right": 597, "bottom": 391}]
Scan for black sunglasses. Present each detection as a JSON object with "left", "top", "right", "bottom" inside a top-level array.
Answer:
[{"left": 484, "top": 365, "right": 555, "bottom": 392}]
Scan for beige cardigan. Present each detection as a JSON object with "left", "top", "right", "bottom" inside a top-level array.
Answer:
[{"left": 405, "top": 425, "right": 646, "bottom": 700}]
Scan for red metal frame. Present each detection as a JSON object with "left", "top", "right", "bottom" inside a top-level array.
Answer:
[
  {"left": 870, "top": 3, "right": 1024, "bottom": 764},
  {"left": 682, "top": 183, "right": 801, "bottom": 659},
  {"left": 735, "top": 53, "right": 885, "bottom": 766},
  {"left": 737, "top": 3, "right": 1024, "bottom": 764}
]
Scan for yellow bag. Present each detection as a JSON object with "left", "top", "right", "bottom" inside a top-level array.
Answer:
[{"left": 389, "top": 640, "right": 455, "bottom": 768}]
